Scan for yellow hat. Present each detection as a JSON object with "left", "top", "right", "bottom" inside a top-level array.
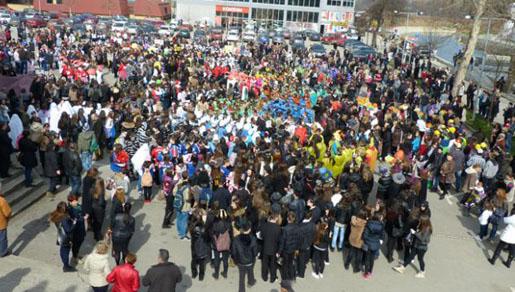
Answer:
[
  {"left": 475, "top": 144, "right": 482, "bottom": 150},
  {"left": 448, "top": 119, "right": 454, "bottom": 124},
  {"left": 449, "top": 127, "right": 456, "bottom": 134},
  {"left": 434, "top": 130, "right": 441, "bottom": 136},
  {"left": 480, "top": 142, "right": 488, "bottom": 148}
]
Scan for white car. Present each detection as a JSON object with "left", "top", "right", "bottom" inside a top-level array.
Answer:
[
  {"left": 226, "top": 29, "right": 240, "bottom": 42},
  {"left": 127, "top": 24, "right": 139, "bottom": 34},
  {"left": 111, "top": 21, "right": 126, "bottom": 32},
  {"left": 0, "top": 12, "right": 11, "bottom": 24},
  {"left": 242, "top": 31, "right": 256, "bottom": 42},
  {"left": 158, "top": 25, "right": 175, "bottom": 36}
]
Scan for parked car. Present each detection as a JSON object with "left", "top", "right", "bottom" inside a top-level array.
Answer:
[
  {"left": 178, "top": 29, "right": 190, "bottom": 39},
  {"left": 48, "top": 19, "right": 64, "bottom": 30},
  {"left": 0, "top": 12, "right": 11, "bottom": 24},
  {"left": 258, "top": 33, "right": 269, "bottom": 44},
  {"left": 291, "top": 38, "right": 305, "bottom": 52},
  {"left": 127, "top": 23, "right": 140, "bottom": 34},
  {"left": 293, "top": 31, "right": 306, "bottom": 40},
  {"left": 141, "top": 24, "right": 157, "bottom": 34},
  {"left": 96, "top": 18, "right": 110, "bottom": 31},
  {"left": 226, "top": 29, "right": 240, "bottom": 42},
  {"left": 346, "top": 33, "right": 359, "bottom": 40},
  {"left": 321, "top": 33, "right": 336, "bottom": 44},
  {"left": 273, "top": 35, "right": 285, "bottom": 44},
  {"left": 209, "top": 26, "right": 223, "bottom": 41},
  {"left": 242, "top": 30, "right": 256, "bottom": 42},
  {"left": 25, "top": 16, "right": 46, "bottom": 28},
  {"left": 111, "top": 21, "right": 127, "bottom": 32},
  {"left": 310, "top": 43, "right": 326, "bottom": 58},
  {"left": 282, "top": 29, "right": 291, "bottom": 39},
  {"left": 158, "top": 25, "right": 174, "bottom": 36},
  {"left": 309, "top": 32, "right": 321, "bottom": 42},
  {"left": 353, "top": 47, "right": 376, "bottom": 60},
  {"left": 304, "top": 29, "right": 318, "bottom": 39},
  {"left": 193, "top": 29, "right": 207, "bottom": 42}
]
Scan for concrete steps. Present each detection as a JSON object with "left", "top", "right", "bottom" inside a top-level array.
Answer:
[{"left": 1, "top": 168, "right": 48, "bottom": 217}]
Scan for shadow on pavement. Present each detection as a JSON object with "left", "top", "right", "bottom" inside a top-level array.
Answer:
[
  {"left": 9, "top": 214, "right": 51, "bottom": 256},
  {"left": 129, "top": 213, "right": 151, "bottom": 254},
  {"left": 177, "top": 265, "right": 192, "bottom": 292},
  {"left": 0, "top": 267, "right": 31, "bottom": 291}
]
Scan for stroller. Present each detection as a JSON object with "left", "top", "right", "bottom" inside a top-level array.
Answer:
[{"left": 461, "top": 185, "right": 486, "bottom": 216}]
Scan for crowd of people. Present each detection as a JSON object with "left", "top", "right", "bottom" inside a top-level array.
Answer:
[{"left": 0, "top": 16, "right": 515, "bottom": 292}]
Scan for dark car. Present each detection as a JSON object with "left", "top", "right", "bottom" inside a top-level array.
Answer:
[
  {"left": 209, "top": 26, "right": 223, "bottom": 41},
  {"left": 293, "top": 31, "right": 306, "bottom": 40},
  {"left": 291, "top": 38, "right": 306, "bottom": 52},
  {"left": 303, "top": 29, "right": 318, "bottom": 38},
  {"left": 310, "top": 43, "right": 326, "bottom": 58},
  {"left": 193, "top": 29, "right": 207, "bottom": 43},
  {"left": 179, "top": 29, "right": 191, "bottom": 39},
  {"left": 309, "top": 32, "right": 321, "bottom": 42},
  {"left": 353, "top": 47, "right": 376, "bottom": 60},
  {"left": 258, "top": 33, "right": 270, "bottom": 44},
  {"left": 141, "top": 24, "right": 157, "bottom": 34}
]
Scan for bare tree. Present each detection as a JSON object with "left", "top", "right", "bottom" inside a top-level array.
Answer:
[{"left": 365, "top": 0, "right": 406, "bottom": 48}]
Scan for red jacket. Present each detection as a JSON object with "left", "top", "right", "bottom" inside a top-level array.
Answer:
[{"left": 106, "top": 263, "right": 140, "bottom": 292}]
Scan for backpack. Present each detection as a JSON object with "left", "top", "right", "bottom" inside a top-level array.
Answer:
[
  {"left": 199, "top": 187, "right": 212, "bottom": 205},
  {"left": 215, "top": 230, "right": 231, "bottom": 252},
  {"left": 141, "top": 169, "right": 153, "bottom": 187},
  {"left": 173, "top": 185, "right": 188, "bottom": 211}
]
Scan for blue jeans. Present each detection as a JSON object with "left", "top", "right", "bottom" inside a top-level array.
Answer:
[
  {"left": 24, "top": 166, "right": 33, "bottom": 186},
  {"left": 0, "top": 229, "right": 8, "bottom": 256},
  {"left": 489, "top": 223, "right": 498, "bottom": 240},
  {"left": 60, "top": 244, "right": 71, "bottom": 268},
  {"left": 331, "top": 224, "right": 345, "bottom": 250},
  {"left": 455, "top": 170, "right": 462, "bottom": 191},
  {"left": 80, "top": 152, "right": 92, "bottom": 171},
  {"left": 176, "top": 211, "right": 189, "bottom": 238},
  {"left": 70, "top": 175, "right": 81, "bottom": 195}
]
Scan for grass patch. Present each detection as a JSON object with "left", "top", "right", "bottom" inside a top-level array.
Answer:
[{"left": 465, "top": 111, "right": 492, "bottom": 138}]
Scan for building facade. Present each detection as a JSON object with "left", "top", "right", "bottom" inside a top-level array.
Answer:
[
  {"left": 175, "top": 0, "right": 355, "bottom": 32},
  {"left": 37, "top": 0, "right": 171, "bottom": 18}
]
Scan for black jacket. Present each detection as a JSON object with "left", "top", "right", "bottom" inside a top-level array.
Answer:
[
  {"left": 231, "top": 233, "right": 257, "bottom": 265},
  {"left": 278, "top": 223, "right": 300, "bottom": 254},
  {"left": 142, "top": 262, "right": 182, "bottom": 292},
  {"left": 63, "top": 149, "right": 83, "bottom": 176},
  {"left": 191, "top": 225, "right": 210, "bottom": 259},
  {"left": 297, "top": 220, "right": 316, "bottom": 250},
  {"left": 260, "top": 221, "right": 281, "bottom": 255},
  {"left": 363, "top": 220, "right": 385, "bottom": 252},
  {"left": 111, "top": 213, "right": 135, "bottom": 240},
  {"left": 18, "top": 137, "right": 38, "bottom": 167},
  {"left": 44, "top": 150, "right": 59, "bottom": 178},
  {"left": 334, "top": 204, "right": 352, "bottom": 225},
  {"left": 212, "top": 187, "right": 231, "bottom": 211}
]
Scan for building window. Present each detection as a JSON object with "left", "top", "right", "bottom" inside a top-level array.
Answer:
[
  {"left": 47, "top": 0, "right": 52, "bottom": 3},
  {"left": 342, "top": 0, "right": 354, "bottom": 7},
  {"left": 287, "top": 10, "right": 318, "bottom": 23},
  {"left": 327, "top": 0, "right": 341, "bottom": 5},
  {"left": 252, "top": 0, "right": 285, "bottom": 4},
  {"left": 287, "top": 0, "right": 320, "bottom": 7}
]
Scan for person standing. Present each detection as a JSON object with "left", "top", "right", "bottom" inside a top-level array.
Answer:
[
  {"left": 231, "top": 221, "right": 258, "bottom": 292},
  {"left": 17, "top": 130, "right": 38, "bottom": 187},
  {"left": 49, "top": 201, "right": 76, "bottom": 272},
  {"left": 174, "top": 174, "right": 191, "bottom": 240},
  {"left": 394, "top": 215, "right": 433, "bottom": 277},
  {"left": 0, "top": 122, "right": 13, "bottom": 178},
  {"left": 110, "top": 203, "right": 135, "bottom": 265},
  {"left": 77, "top": 125, "right": 94, "bottom": 171},
  {"left": 210, "top": 209, "right": 232, "bottom": 279},
  {"left": 90, "top": 179, "right": 106, "bottom": 241},
  {"left": 189, "top": 211, "right": 210, "bottom": 281},
  {"left": 311, "top": 222, "right": 330, "bottom": 279},
  {"left": 142, "top": 249, "right": 183, "bottom": 292},
  {"left": 296, "top": 211, "right": 315, "bottom": 279},
  {"left": 68, "top": 195, "right": 87, "bottom": 264},
  {"left": 0, "top": 188, "right": 12, "bottom": 257},
  {"left": 44, "top": 142, "right": 60, "bottom": 195},
  {"left": 260, "top": 213, "right": 282, "bottom": 282},
  {"left": 362, "top": 213, "right": 384, "bottom": 279},
  {"left": 63, "top": 143, "right": 83, "bottom": 195},
  {"left": 106, "top": 252, "right": 140, "bottom": 292},
  {"left": 439, "top": 154, "right": 456, "bottom": 200},
  {"left": 489, "top": 208, "right": 515, "bottom": 267},
  {"left": 83, "top": 241, "right": 112, "bottom": 292},
  {"left": 278, "top": 212, "right": 300, "bottom": 282}
]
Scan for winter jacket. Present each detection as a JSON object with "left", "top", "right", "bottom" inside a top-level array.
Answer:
[
  {"left": 462, "top": 166, "right": 479, "bottom": 192},
  {"left": 231, "top": 233, "right": 258, "bottom": 266},
  {"left": 363, "top": 219, "right": 385, "bottom": 251},
  {"left": 413, "top": 229, "right": 432, "bottom": 250},
  {"left": 348, "top": 216, "right": 367, "bottom": 248},
  {"left": 449, "top": 146, "right": 465, "bottom": 172},
  {"left": 44, "top": 149, "right": 59, "bottom": 177},
  {"left": 83, "top": 251, "right": 111, "bottom": 288},
  {"left": 440, "top": 160, "right": 456, "bottom": 184},
  {"left": 0, "top": 195, "right": 12, "bottom": 230},
  {"left": 17, "top": 137, "right": 38, "bottom": 167},
  {"left": 142, "top": 262, "right": 182, "bottom": 292},
  {"left": 260, "top": 221, "right": 282, "bottom": 255},
  {"left": 111, "top": 213, "right": 135, "bottom": 240},
  {"left": 63, "top": 149, "right": 83, "bottom": 176},
  {"left": 500, "top": 215, "right": 515, "bottom": 244},
  {"left": 106, "top": 263, "right": 140, "bottom": 292},
  {"left": 334, "top": 204, "right": 352, "bottom": 225},
  {"left": 212, "top": 187, "right": 231, "bottom": 211},
  {"left": 377, "top": 175, "right": 392, "bottom": 195},
  {"left": 191, "top": 225, "right": 210, "bottom": 259},
  {"left": 278, "top": 223, "right": 300, "bottom": 254},
  {"left": 77, "top": 130, "right": 94, "bottom": 153}
]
